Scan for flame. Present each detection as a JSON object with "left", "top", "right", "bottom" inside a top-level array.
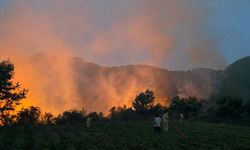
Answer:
[{"left": 11, "top": 55, "right": 172, "bottom": 115}]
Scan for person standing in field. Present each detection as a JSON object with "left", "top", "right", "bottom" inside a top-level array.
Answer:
[
  {"left": 86, "top": 116, "right": 92, "bottom": 128},
  {"left": 162, "top": 112, "right": 169, "bottom": 131},
  {"left": 180, "top": 113, "right": 184, "bottom": 123},
  {"left": 154, "top": 114, "right": 162, "bottom": 133}
]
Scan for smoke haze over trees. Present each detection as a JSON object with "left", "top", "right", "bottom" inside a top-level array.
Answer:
[
  {"left": 12, "top": 53, "right": 225, "bottom": 114},
  {"left": 1, "top": 0, "right": 249, "bottom": 114},
  {"left": 1, "top": 54, "right": 247, "bottom": 114},
  {"left": 1, "top": 55, "right": 250, "bottom": 120},
  {"left": 0, "top": 0, "right": 230, "bottom": 69}
]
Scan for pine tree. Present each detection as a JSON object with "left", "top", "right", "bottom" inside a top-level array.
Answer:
[{"left": 0, "top": 60, "right": 28, "bottom": 126}]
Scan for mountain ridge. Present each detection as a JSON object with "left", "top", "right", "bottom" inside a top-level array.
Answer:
[{"left": 13, "top": 53, "right": 250, "bottom": 113}]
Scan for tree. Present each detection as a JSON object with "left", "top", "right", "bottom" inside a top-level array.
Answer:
[
  {"left": 149, "top": 103, "right": 165, "bottom": 116},
  {"left": 108, "top": 105, "right": 135, "bottom": 120},
  {"left": 16, "top": 106, "right": 41, "bottom": 125},
  {"left": 41, "top": 112, "right": 55, "bottom": 125},
  {"left": 0, "top": 60, "right": 28, "bottom": 126},
  {"left": 87, "top": 112, "right": 106, "bottom": 123},
  {"left": 216, "top": 96, "right": 243, "bottom": 118},
  {"left": 109, "top": 107, "right": 117, "bottom": 119},
  {"left": 168, "top": 96, "right": 203, "bottom": 119},
  {"left": 55, "top": 109, "right": 86, "bottom": 125},
  {"left": 168, "top": 96, "right": 186, "bottom": 118},
  {"left": 132, "top": 89, "right": 155, "bottom": 115},
  {"left": 185, "top": 97, "right": 203, "bottom": 118}
]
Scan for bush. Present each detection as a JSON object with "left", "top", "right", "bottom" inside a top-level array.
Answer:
[
  {"left": 168, "top": 96, "right": 203, "bottom": 119},
  {"left": 16, "top": 106, "right": 41, "bottom": 125},
  {"left": 109, "top": 106, "right": 136, "bottom": 121},
  {"left": 216, "top": 96, "right": 243, "bottom": 118},
  {"left": 41, "top": 112, "right": 55, "bottom": 125},
  {"left": 55, "top": 110, "right": 86, "bottom": 125}
]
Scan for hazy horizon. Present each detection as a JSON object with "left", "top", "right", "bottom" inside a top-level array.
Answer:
[
  {"left": 1, "top": 0, "right": 250, "bottom": 70},
  {"left": 10, "top": 51, "right": 250, "bottom": 71}
]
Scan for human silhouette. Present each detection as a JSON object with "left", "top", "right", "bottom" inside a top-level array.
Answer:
[
  {"left": 86, "top": 116, "right": 92, "bottom": 128},
  {"left": 154, "top": 114, "right": 162, "bottom": 133},
  {"left": 180, "top": 113, "right": 184, "bottom": 123},
  {"left": 162, "top": 112, "right": 169, "bottom": 131}
]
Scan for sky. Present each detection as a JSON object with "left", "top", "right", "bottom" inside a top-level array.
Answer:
[
  {"left": 0, "top": 0, "right": 250, "bottom": 70},
  {"left": 205, "top": 0, "right": 250, "bottom": 64}
]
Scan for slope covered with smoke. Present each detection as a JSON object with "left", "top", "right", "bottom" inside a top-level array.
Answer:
[
  {"left": 12, "top": 53, "right": 224, "bottom": 114},
  {"left": 0, "top": 0, "right": 238, "bottom": 114}
]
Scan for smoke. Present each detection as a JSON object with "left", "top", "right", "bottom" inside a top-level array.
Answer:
[
  {"left": 0, "top": 0, "right": 226, "bottom": 67},
  {"left": 0, "top": 0, "right": 227, "bottom": 113},
  {"left": 13, "top": 53, "right": 77, "bottom": 114}
]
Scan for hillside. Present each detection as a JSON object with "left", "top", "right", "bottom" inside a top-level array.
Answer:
[
  {"left": 220, "top": 56, "right": 250, "bottom": 101},
  {"left": 17, "top": 53, "right": 223, "bottom": 112},
  {"left": 70, "top": 57, "right": 225, "bottom": 112},
  {"left": 13, "top": 53, "right": 249, "bottom": 113},
  {"left": 226, "top": 56, "right": 250, "bottom": 89}
]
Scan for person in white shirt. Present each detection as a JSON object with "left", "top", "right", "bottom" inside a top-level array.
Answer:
[
  {"left": 154, "top": 114, "right": 162, "bottom": 133},
  {"left": 162, "top": 112, "right": 169, "bottom": 131}
]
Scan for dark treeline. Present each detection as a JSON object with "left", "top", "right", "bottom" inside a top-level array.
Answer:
[{"left": 1, "top": 60, "right": 250, "bottom": 127}]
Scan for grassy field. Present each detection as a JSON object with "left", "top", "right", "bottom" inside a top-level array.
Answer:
[{"left": 0, "top": 120, "right": 250, "bottom": 150}]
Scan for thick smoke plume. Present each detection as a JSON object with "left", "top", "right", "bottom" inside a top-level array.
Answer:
[{"left": 0, "top": 0, "right": 227, "bottom": 114}]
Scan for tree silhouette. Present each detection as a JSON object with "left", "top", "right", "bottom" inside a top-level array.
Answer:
[
  {"left": 16, "top": 106, "right": 41, "bottom": 125},
  {"left": 168, "top": 96, "right": 186, "bottom": 118},
  {"left": 41, "top": 112, "right": 55, "bottom": 125},
  {"left": 216, "top": 96, "right": 243, "bottom": 118},
  {"left": 55, "top": 110, "right": 86, "bottom": 125},
  {"left": 168, "top": 96, "right": 203, "bottom": 119},
  {"left": 132, "top": 89, "right": 155, "bottom": 115},
  {"left": 87, "top": 112, "right": 106, "bottom": 123},
  {"left": 185, "top": 97, "right": 203, "bottom": 118},
  {"left": 0, "top": 60, "right": 28, "bottom": 126},
  {"left": 108, "top": 105, "right": 135, "bottom": 120}
]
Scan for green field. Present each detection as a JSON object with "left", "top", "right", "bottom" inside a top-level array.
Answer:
[{"left": 0, "top": 121, "right": 250, "bottom": 150}]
